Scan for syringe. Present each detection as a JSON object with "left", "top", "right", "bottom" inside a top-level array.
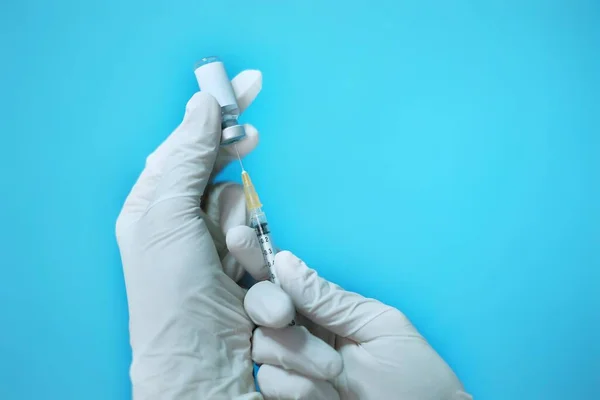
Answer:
[{"left": 239, "top": 160, "right": 296, "bottom": 326}]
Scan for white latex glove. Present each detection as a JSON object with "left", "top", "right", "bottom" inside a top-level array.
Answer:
[
  {"left": 227, "top": 227, "right": 473, "bottom": 400},
  {"left": 116, "top": 70, "right": 265, "bottom": 400}
]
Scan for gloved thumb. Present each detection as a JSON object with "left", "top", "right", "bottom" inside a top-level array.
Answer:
[
  {"left": 153, "top": 92, "right": 221, "bottom": 206},
  {"left": 274, "top": 251, "right": 413, "bottom": 343},
  {"left": 118, "top": 92, "right": 221, "bottom": 232}
]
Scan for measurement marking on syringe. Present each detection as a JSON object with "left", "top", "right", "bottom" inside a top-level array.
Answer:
[{"left": 242, "top": 169, "right": 296, "bottom": 325}]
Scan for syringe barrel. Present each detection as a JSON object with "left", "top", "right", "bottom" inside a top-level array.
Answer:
[
  {"left": 249, "top": 208, "right": 279, "bottom": 285},
  {"left": 249, "top": 208, "right": 296, "bottom": 326}
]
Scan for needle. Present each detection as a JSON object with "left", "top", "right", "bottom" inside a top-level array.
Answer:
[{"left": 234, "top": 143, "right": 245, "bottom": 171}]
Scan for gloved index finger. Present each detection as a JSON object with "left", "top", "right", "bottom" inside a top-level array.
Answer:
[
  {"left": 274, "top": 251, "right": 412, "bottom": 343},
  {"left": 231, "top": 70, "right": 262, "bottom": 115},
  {"left": 226, "top": 225, "right": 272, "bottom": 281}
]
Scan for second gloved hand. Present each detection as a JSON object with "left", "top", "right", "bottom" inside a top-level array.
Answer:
[{"left": 227, "top": 226, "right": 472, "bottom": 400}]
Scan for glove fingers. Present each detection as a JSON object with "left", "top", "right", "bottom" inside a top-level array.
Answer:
[
  {"left": 226, "top": 225, "right": 271, "bottom": 281},
  {"left": 274, "top": 251, "right": 407, "bottom": 343},
  {"left": 253, "top": 326, "right": 342, "bottom": 380},
  {"left": 203, "top": 182, "right": 258, "bottom": 282},
  {"left": 203, "top": 183, "right": 246, "bottom": 238},
  {"left": 257, "top": 364, "right": 340, "bottom": 400},
  {"left": 118, "top": 70, "right": 261, "bottom": 230},
  {"left": 231, "top": 69, "right": 262, "bottom": 114},
  {"left": 245, "top": 281, "right": 295, "bottom": 328},
  {"left": 219, "top": 252, "right": 243, "bottom": 283}
]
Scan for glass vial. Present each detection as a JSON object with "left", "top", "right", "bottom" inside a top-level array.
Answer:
[{"left": 194, "top": 56, "right": 246, "bottom": 145}]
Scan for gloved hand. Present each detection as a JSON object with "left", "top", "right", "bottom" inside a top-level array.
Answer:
[
  {"left": 227, "top": 227, "right": 473, "bottom": 400},
  {"left": 116, "top": 70, "right": 265, "bottom": 400}
]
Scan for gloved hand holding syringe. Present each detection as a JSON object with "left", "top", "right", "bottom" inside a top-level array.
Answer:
[{"left": 191, "top": 56, "right": 468, "bottom": 399}]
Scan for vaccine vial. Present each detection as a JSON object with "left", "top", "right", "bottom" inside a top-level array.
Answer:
[{"left": 194, "top": 56, "right": 246, "bottom": 145}]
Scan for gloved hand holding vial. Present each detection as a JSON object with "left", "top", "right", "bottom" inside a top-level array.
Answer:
[{"left": 116, "top": 56, "right": 472, "bottom": 400}]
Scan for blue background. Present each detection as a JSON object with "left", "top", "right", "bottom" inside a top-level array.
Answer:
[{"left": 1, "top": 0, "right": 599, "bottom": 399}]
